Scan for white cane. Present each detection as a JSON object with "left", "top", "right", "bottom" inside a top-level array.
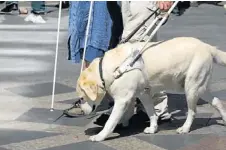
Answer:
[
  {"left": 50, "top": 1, "right": 94, "bottom": 111},
  {"left": 50, "top": 1, "right": 62, "bottom": 111},
  {"left": 80, "top": 1, "right": 94, "bottom": 73}
]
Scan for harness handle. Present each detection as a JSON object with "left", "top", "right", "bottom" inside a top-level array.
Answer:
[
  {"left": 120, "top": 8, "right": 160, "bottom": 44},
  {"left": 114, "top": 1, "right": 179, "bottom": 78}
]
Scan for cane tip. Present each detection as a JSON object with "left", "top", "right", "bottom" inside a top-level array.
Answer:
[{"left": 50, "top": 108, "right": 54, "bottom": 112}]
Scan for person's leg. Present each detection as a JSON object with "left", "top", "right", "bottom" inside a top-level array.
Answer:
[
  {"left": 121, "top": 1, "right": 171, "bottom": 121},
  {"left": 1, "top": 1, "right": 18, "bottom": 13},
  {"left": 31, "top": 1, "right": 45, "bottom": 14},
  {"left": 107, "top": 1, "right": 123, "bottom": 49},
  {"left": 121, "top": 1, "right": 158, "bottom": 42},
  {"left": 55, "top": 1, "right": 69, "bottom": 9},
  {"left": 24, "top": 1, "right": 46, "bottom": 23},
  {"left": 145, "top": 20, "right": 170, "bottom": 121},
  {"left": 152, "top": 91, "right": 171, "bottom": 120}
]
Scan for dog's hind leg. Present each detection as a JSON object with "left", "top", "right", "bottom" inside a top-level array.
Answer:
[
  {"left": 176, "top": 72, "right": 211, "bottom": 134},
  {"left": 201, "top": 90, "right": 226, "bottom": 125},
  {"left": 177, "top": 53, "right": 213, "bottom": 134},
  {"left": 176, "top": 85, "right": 200, "bottom": 134}
]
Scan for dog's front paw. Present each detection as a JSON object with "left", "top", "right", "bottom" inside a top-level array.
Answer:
[
  {"left": 89, "top": 134, "right": 105, "bottom": 142},
  {"left": 143, "top": 126, "right": 158, "bottom": 134},
  {"left": 176, "top": 126, "right": 190, "bottom": 134}
]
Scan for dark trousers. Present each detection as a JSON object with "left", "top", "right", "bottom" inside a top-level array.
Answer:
[{"left": 107, "top": 1, "right": 123, "bottom": 49}]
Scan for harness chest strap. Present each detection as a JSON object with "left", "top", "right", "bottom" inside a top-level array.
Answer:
[{"left": 100, "top": 54, "right": 150, "bottom": 96}]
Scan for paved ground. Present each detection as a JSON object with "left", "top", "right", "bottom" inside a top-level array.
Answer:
[{"left": 1, "top": 2, "right": 226, "bottom": 150}]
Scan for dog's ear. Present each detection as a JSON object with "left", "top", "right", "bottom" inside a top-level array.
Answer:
[{"left": 80, "top": 81, "right": 98, "bottom": 101}]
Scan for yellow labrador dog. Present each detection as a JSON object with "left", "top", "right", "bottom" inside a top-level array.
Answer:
[{"left": 76, "top": 37, "right": 226, "bottom": 142}]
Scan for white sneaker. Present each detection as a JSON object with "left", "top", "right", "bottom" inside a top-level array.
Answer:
[
  {"left": 24, "top": 13, "right": 46, "bottom": 24},
  {"left": 24, "top": 13, "right": 36, "bottom": 22},
  {"left": 34, "top": 15, "right": 46, "bottom": 24}
]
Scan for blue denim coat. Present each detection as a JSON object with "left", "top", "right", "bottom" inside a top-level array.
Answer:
[{"left": 68, "top": 1, "right": 112, "bottom": 63}]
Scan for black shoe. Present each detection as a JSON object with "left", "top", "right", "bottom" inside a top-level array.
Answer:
[
  {"left": 0, "top": 1, "right": 5, "bottom": 4},
  {"left": 1, "top": 3, "right": 18, "bottom": 13}
]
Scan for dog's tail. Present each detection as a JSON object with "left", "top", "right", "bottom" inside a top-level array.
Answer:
[{"left": 212, "top": 47, "right": 226, "bottom": 66}]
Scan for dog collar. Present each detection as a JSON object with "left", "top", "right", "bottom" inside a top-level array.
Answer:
[{"left": 99, "top": 57, "right": 106, "bottom": 88}]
